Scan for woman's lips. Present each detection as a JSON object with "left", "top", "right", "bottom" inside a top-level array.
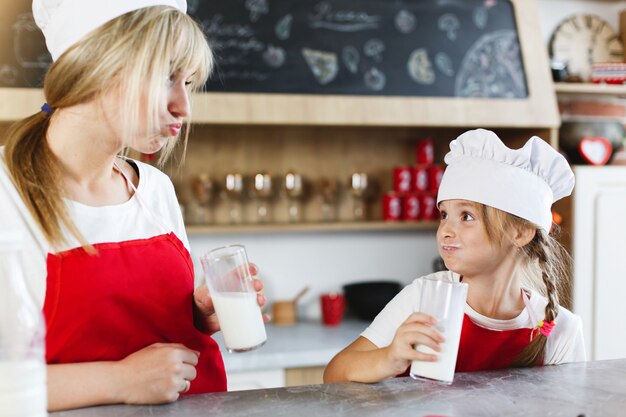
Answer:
[{"left": 168, "top": 123, "right": 182, "bottom": 136}]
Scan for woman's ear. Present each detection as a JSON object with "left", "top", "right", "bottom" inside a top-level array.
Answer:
[{"left": 512, "top": 226, "right": 536, "bottom": 248}]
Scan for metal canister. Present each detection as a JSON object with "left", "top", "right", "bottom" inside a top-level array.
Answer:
[
  {"left": 382, "top": 192, "right": 402, "bottom": 221},
  {"left": 416, "top": 139, "right": 434, "bottom": 165},
  {"left": 428, "top": 164, "right": 445, "bottom": 192},
  {"left": 412, "top": 164, "right": 429, "bottom": 192},
  {"left": 418, "top": 192, "right": 438, "bottom": 221},
  {"left": 402, "top": 193, "right": 420, "bottom": 221},
  {"left": 393, "top": 166, "right": 412, "bottom": 193}
]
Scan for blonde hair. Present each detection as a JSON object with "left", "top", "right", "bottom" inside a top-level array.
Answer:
[
  {"left": 473, "top": 203, "right": 571, "bottom": 368},
  {"left": 3, "top": 6, "right": 213, "bottom": 248}
]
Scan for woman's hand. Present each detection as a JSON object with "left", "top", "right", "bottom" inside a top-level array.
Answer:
[
  {"left": 115, "top": 343, "right": 199, "bottom": 404},
  {"left": 383, "top": 312, "right": 445, "bottom": 376},
  {"left": 193, "top": 263, "right": 269, "bottom": 335}
]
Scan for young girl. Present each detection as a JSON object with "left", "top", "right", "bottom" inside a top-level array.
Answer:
[
  {"left": 324, "top": 128, "right": 585, "bottom": 383},
  {"left": 1, "top": 0, "right": 265, "bottom": 410}
]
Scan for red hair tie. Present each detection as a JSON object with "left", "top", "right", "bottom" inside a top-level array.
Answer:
[{"left": 537, "top": 320, "right": 555, "bottom": 337}]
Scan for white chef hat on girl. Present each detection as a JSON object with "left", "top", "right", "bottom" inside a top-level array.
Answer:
[
  {"left": 436, "top": 129, "right": 574, "bottom": 231},
  {"left": 32, "top": 0, "right": 187, "bottom": 61}
]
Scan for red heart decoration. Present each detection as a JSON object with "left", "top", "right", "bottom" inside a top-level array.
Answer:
[{"left": 578, "top": 136, "right": 612, "bottom": 166}]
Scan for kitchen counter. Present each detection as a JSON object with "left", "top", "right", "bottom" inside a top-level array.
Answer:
[
  {"left": 215, "top": 320, "right": 368, "bottom": 372},
  {"left": 51, "top": 359, "right": 626, "bottom": 417}
]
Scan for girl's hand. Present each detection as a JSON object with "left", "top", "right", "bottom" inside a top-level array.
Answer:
[
  {"left": 383, "top": 312, "right": 445, "bottom": 376},
  {"left": 193, "top": 263, "right": 269, "bottom": 335},
  {"left": 116, "top": 343, "right": 199, "bottom": 404}
]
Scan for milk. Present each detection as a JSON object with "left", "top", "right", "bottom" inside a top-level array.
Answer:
[
  {"left": 409, "top": 276, "right": 467, "bottom": 384},
  {"left": 212, "top": 292, "right": 267, "bottom": 352},
  {"left": 410, "top": 318, "right": 463, "bottom": 384},
  {"left": 0, "top": 360, "right": 47, "bottom": 417}
]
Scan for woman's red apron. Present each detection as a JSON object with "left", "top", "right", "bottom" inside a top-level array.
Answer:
[{"left": 42, "top": 162, "right": 226, "bottom": 394}]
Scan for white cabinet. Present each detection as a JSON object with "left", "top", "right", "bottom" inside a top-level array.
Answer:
[
  {"left": 573, "top": 166, "right": 626, "bottom": 360},
  {"left": 227, "top": 369, "right": 285, "bottom": 392},
  {"left": 226, "top": 367, "right": 325, "bottom": 391}
]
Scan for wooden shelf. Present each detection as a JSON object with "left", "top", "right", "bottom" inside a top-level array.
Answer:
[
  {"left": 0, "top": 88, "right": 45, "bottom": 123},
  {"left": 186, "top": 221, "right": 439, "bottom": 235},
  {"left": 554, "top": 83, "right": 626, "bottom": 97}
]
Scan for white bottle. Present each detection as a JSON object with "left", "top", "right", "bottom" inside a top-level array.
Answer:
[{"left": 0, "top": 232, "right": 47, "bottom": 417}]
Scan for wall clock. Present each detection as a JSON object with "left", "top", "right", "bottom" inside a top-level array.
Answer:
[{"left": 549, "top": 14, "right": 624, "bottom": 82}]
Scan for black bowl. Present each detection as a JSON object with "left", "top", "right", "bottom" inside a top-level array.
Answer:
[{"left": 343, "top": 281, "right": 402, "bottom": 321}]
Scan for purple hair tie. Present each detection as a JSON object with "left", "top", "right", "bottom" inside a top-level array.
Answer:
[{"left": 41, "top": 103, "right": 53, "bottom": 114}]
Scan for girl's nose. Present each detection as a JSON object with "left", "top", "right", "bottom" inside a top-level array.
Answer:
[{"left": 438, "top": 221, "right": 455, "bottom": 239}]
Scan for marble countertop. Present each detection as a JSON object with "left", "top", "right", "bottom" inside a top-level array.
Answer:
[
  {"left": 51, "top": 359, "right": 626, "bottom": 417},
  {"left": 215, "top": 320, "right": 368, "bottom": 372}
]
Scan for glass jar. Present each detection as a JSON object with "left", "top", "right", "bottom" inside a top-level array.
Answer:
[{"left": 0, "top": 231, "right": 47, "bottom": 417}]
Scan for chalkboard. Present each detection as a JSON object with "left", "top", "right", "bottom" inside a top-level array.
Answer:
[{"left": 0, "top": 0, "right": 528, "bottom": 98}]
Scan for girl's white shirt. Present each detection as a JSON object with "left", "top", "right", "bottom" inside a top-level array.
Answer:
[
  {"left": 0, "top": 148, "right": 189, "bottom": 309},
  {"left": 361, "top": 270, "right": 586, "bottom": 365}
]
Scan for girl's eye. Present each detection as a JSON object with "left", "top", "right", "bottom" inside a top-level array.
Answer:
[
  {"left": 439, "top": 211, "right": 448, "bottom": 220},
  {"left": 462, "top": 212, "right": 475, "bottom": 221},
  {"left": 184, "top": 80, "right": 193, "bottom": 86}
]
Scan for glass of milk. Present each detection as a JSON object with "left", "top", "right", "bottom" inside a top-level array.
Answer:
[
  {"left": 201, "top": 245, "right": 267, "bottom": 352},
  {"left": 410, "top": 277, "right": 468, "bottom": 384}
]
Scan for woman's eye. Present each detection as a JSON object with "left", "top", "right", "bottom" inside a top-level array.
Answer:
[
  {"left": 439, "top": 211, "right": 448, "bottom": 220},
  {"left": 184, "top": 80, "right": 193, "bottom": 86}
]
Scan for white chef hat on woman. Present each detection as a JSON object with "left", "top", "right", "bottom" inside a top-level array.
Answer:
[
  {"left": 32, "top": 0, "right": 188, "bottom": 61},
  {"left": 436, "top": 129, "right": 574, "bottom": 231}
]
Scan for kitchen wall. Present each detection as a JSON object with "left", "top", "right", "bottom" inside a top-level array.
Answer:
[
  {"left": 188, "top": 0, "right": 624, "bottom": 321},
  {"left": 538, "top": 0, "right": 625, "bottom": 43},
  {"left": 189, "top": 231, "right": 440, "bottom": 320}
]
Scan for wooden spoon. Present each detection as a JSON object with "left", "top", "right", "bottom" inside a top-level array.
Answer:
[{"left": 292, "top": 286, "right": 309, "bottom": 304}]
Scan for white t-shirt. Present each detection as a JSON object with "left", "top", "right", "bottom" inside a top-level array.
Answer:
[
  {"left": 0, "top": 150, "right": 189, "bottom": 309},
  {"left": 361, "top": 271, "right": 586, "bottom": 365}
]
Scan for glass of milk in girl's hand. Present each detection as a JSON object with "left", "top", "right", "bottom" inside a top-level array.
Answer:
[
  {"left": 410, "top": 277, "right": 467, "bottom": 384},
  {"left": 201, "top": 245, "right": 267, "bottom": 352}
]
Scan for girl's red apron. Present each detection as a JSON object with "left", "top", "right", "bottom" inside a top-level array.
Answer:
[
  {"left": 455, "top": 314, "right": 536, "bottom": 372},
  {"left": 42, "top": 162, "right": 226, "bottom": 394},
  {"left": 401, "top": 292, "right": 540, "bottom": 376},
  {"left": 456, "top": 291, "right": 541, "bottom": 371}
]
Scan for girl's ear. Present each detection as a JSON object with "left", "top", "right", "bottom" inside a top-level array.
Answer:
[{"left": 512, "top": 226, "right": 536, "bottom": 248}]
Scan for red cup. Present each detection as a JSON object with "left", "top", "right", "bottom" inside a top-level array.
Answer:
[
  {"left": 402, "top": 193, "right": 420, "bottom": 221},
  {"left": 418, "top": 192, "right": 439, "bottom": 221},
  {"left": 416, "top": 139, "right": 434, "bottom": 165},
  {"left": 428, "top": 165, "right": 444, "bottom": 192},
  {"left": 393, "top": 166, "right": 412, "bottom": 193},
  {"left": 412, "top": 164, "right": 429, "bottom": 192},
  {"left": 321, "top": 293, "right": 345, "bottom": 326},
  {"left": 382, "top": 192, "right": 402, "bottom": 221}
]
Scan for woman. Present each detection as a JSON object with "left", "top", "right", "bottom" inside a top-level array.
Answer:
[{"left": 0, "top": 0, "right": 266, "bottom": 410}]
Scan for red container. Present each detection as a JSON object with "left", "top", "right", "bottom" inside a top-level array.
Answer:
[
  {"left": 402, "top": 193, "right": 420, "bottom": 221},
  {"left": 416, "top": 139, "right": 434, "bottom": 165},
  {"left": 418, "top": 192, "right": 439, "bottom": 220},
  {"left": 382, "top": 192, "right": 402, "bottom": 221},
  {"left": 321, "top": 293, "right": 345, "bottom": 326},
  {"left": 393, "top": 166, "right": 412, "bottom": 193},
  {"left": 428, "top": 165, "right": 445, "bottom": 191},
  {"left": 412, "top": 165, "right": 429, "bottom": 192}
]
